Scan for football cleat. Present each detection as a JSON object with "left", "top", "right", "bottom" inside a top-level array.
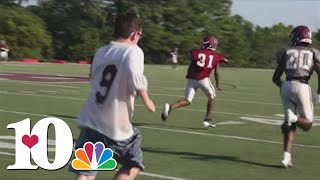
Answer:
[
  {"left": 203, "top": 118, "right": 216, "bottom": 128},
  {"left": 281, "top": 159, "right": 293, "bottom": 168},
  {"left": 161, "top": 103, "right": 171, "bottom": 121}
]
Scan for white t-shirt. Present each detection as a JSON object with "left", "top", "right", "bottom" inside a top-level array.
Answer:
[
  {"left": 171, "top": 52, "right": 178, "bottom": 64},
  {"left": 78, "top": 41, "right": 147, "bottom": 141}
]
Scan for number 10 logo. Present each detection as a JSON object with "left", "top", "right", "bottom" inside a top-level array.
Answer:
[{"left": 7, "top": 117, "right": 73, "bottom": 170}]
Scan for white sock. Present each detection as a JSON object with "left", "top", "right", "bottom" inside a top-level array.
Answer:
[
  {"left": 291, "top": 114, "right": 298, "bottom": 122},
  {"left": 283, "top": 152, "right": 291, "bottom": 160}
]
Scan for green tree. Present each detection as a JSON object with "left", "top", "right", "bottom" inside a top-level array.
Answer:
[
  {"left": 0, "top": 0, "right": 29, "bottom": 6},
  {"left": 0, "top": 4, "right": 52, "bottom": 59},
  {"left": 250, "top": 23, "right": 292, "bottom": 68},
  {"left": 117, "top": 0, "right": 234, "bottom": 64},
  {"left": 33, "top": 0, "right": 113, "bottom": 61}
]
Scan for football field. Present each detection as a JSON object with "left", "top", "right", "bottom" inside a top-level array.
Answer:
[{"left": 1, "top": 62, "right": 320, "bottom": 180}]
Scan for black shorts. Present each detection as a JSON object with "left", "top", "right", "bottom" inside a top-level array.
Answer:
[{"left": 69, "top": 127, "right": 144, "bottom": 176}]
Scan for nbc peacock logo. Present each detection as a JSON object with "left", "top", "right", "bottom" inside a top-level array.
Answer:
[{"left": 71, "top": 141, "right": 117, "bottom": 170}]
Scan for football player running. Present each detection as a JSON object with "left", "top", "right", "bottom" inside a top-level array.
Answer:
[
  {"left": 69, "top": 13, "right": 155, "bottom": 180},
  {"left": 272, "top": 25, "right": 320, "bottom": 168},
  {"left": 161, "top": 35, "right": 228, "bottom": 128}
]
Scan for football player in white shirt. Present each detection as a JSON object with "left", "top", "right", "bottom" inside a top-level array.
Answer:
[{"left": 70, "top": 12, "right": 155, "bottom": 180}]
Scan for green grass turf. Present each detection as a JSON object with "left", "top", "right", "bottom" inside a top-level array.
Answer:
[{"left": 0, "top": 62, "right": 320, "bottom": 180}]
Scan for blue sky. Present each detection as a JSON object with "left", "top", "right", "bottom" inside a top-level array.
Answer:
[{"left": 232, "top": 0, "right": 320, "bottom": 31}]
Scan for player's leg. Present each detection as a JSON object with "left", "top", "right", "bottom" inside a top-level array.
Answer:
[
  {"left": 205, "top": 98, "right": 214, "bottom": 119},
  {"left": 75, "top": 174, "right": 96, "bottom": 180},
  {"left": 113, "top": 128, "right": 144, "bottom": 180},
  {"left": 281, "top": 108, "right": 296, "bottom": 168},
  {"left": 69, "top": 128, "right": 99, "bottom": 179},
  {"left": 113, "top": 166, "right": 140, "bottom": 180},
  {"left": 162, "top": 79, "right": 196, "bottom": 121},
  {"left": 294, "top": 83, "right": 314, "bottom": 131},
  {"left": 282, "top": 127, "right": 295, "bottom": 168},
  {"left": 199, "top": 78, "right": 216, "bottom": 127},
  {"left": 280, "top": 81, "right": 295, "bottom": 167}
]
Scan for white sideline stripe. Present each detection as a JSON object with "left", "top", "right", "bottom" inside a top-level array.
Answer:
[
  {"left": 19, "top": 91, "right": 34, "bottom": 94},
  {"left": 150, "top": 93, "right": 282, "bottom": 106},
  {"left": 3, "top": 64, "right": 44, "bottom": 67},
  {"left": 0, "top": 109, "right": 49, "bottom": 117},
  {"left": 0, "top": 151, "right": 191, "bottom": 180},
  {"left": 138, "top": 172, "right": 191, "bottom": 180},
  {"left": 0, "top": 109, "right": 319, "bottom": 149},
  {"left": 138, "top": 126, "right": 320, "bottom": 149},
  {"left": 0, "top": 90, "right": 302, "bottom": 118},
  {"left": 0, "top": 80, "right": 79, "bottom": 89},
  {"left": 0, "top": 89, "right": 284, "bottom": 107},
  {"left": 0, "top": 136, "right": 56, "bottom": 145},
  {"left": 0, "top": 90, "right": 287, "bottom": 118},
  {"left": 0, "top": 80, "right": 310, "bottom": 106},
  {"left": 39, "top": 90, "right": 58, "bottom": 93},
  {"left": 1, "top": 79, "right": 278, "bottom": 98},
  {"left": 151, "top": 85, "right": 279, "bottom": 98}
]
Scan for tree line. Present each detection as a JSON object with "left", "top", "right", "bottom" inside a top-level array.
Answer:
[{"left": 0, "top": 0, "right": 319, "bottom": 68}]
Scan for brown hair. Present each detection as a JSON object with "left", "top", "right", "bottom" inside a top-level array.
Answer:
[{"left": 114, "top": 12, "right": 143, "bottom": 39}]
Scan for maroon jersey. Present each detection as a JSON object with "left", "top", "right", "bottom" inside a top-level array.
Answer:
[{"left": 186, "top": 49, "right": 225, "bottom": 80}]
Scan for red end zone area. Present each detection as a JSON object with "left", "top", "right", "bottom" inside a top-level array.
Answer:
[{"left": 0, "top": 73, "right": 89, "bottom": 83}]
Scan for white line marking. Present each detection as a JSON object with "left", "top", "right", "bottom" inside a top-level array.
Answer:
[
  {"left": 138, "top": 126, "right": 320, "bottom": 149},
  {"left": 0, "top": 109, "right": 49, "bottom": 117},
  {"left": 0, "top": 88, "right": 284, "bottom": 107},
  {"left": 275, "top": 114, "right": 320, "bottom": 121},
  {"left": 19, "top": 91, "right": 34, "bottom": 94},
  {"left": 0, "top": 147, "right": 191, "bottom": 180},
  {"left": 239, "top": 117, "right": 282, "bottom": 125},
  {"left": 150, "top": 93, "right": 282, "bottom": 106},
  {"left": 39, "top": 90, "right": 58, "bottom": 93},
  {"left": 3, "top": 64, "right": 44, "bottom": 67},
  {"left": 1, "top": 79, "right": 278, "bottom": 98},
  {"left": 0, "top": 151, "right": 15, "bottom": 156},
  {"left": 0, "top": 109, "right": 319, "bottom": 149},
  {"left": 0, "top": 91, "right": 308, "bottom": 118},
  {"left": 60, "top": 89, "right": 78, "bottom": 93},
  {"left": 138, "top": 172, "right": 191, "bottom": 180},
  {"left": 0, "top": 80, "right": 80, "bottom": 88},
  {"left": 216, "top": 121, "right": 245, "bottom": 125}
]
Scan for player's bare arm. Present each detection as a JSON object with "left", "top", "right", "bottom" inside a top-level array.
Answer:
[
  {"left": 138, "top": 90, "right": 155, "bottom": 112},
  {"left": 214, "top": 64, "right": 222, "bottom": 91},
  {"left": 272, "top": 65, "right": 284, "bottom": 88}
]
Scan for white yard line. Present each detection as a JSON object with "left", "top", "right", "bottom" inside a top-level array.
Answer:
[
  {"left": 0, "top": 91, "right": 281, "bottom": 117},
  {"left": 0, "top": 91, "right": 312, "bottom": 117},
  {"left": 0, "top": 109, "right": 319, "bottom": 149},
  {"left": 39, "top": 90, "right": 58, "bottom": 93},
  {"left": 0, "top": 88, "right": 284, "bottom": 107},
  {"left": 0, "top": 149, "right": 191, "bottom": 180},
  {"left": 138, "top": 126, "right": 320, "bottom": 149},
  {"left": 1, "top": 79, "right": 278, "bottom": 98},
  {"left": 149, "top": 93, "right": 282, "bottom": 106}
]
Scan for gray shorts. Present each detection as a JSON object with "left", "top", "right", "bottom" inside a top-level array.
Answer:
[
  {"left": 69, "top": 127, "right": 144, "bottom": 176},
  {"left": 281, "top": 81, "right": 313, "bottom": 122}
]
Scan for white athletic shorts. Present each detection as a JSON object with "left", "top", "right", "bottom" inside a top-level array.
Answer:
[
  {"left": 185, "top": 77, "right": 216, "bottom": 103},
  {"left": 0, "top": 51, "right": 8, "bottom": 60},
  {"left": 281, "top": 81, "right": 313, "bottom": 122}
]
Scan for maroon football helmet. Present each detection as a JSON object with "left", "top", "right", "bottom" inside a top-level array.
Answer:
[
  {"left": 289, "top": 25, "right": 312, "bottom": 46},
  {"left": 201, "top": 35, "right": 218, "bottom": 50}
]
